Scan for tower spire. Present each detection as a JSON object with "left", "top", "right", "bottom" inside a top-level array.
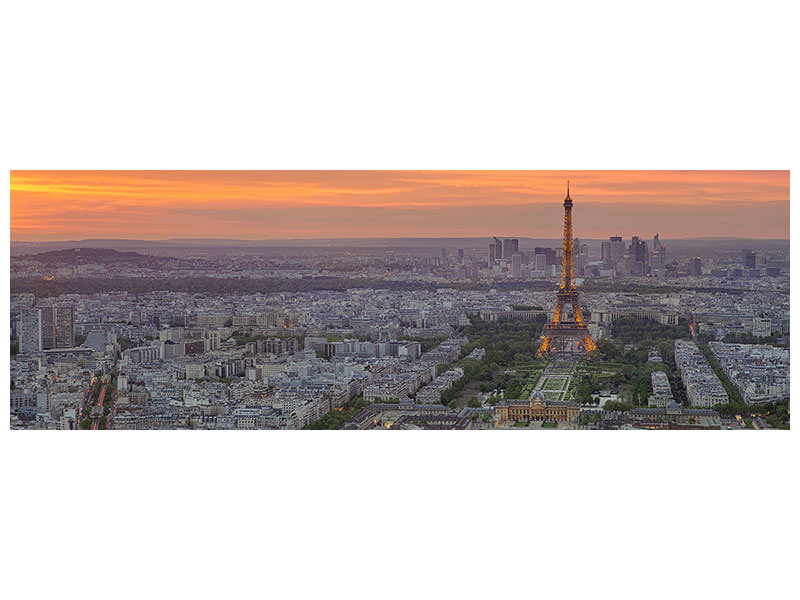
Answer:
[{"left": 538, "top": 182, "right": 597, "bottom": 356}]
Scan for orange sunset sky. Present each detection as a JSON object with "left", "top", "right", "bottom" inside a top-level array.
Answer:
[{"left": 10, "top": 170, "right": 789, "bottom": 241}]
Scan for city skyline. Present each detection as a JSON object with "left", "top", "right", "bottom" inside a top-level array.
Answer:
[
  {"left": 11, "top": 172, "right": 790, "bottom": 432},
  {"left": 10, "top": 170, "right": 789, "bottom": 241}
]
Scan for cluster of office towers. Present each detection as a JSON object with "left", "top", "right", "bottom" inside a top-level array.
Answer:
[
  {"left": 486, "top": 234, "right": 671, "bottom": 279},
  {"left": 488, "top": 236, "right": 589, "bottom": 279},
  {"left": 488, "top": 237, "right": 524, "bottom": 278},
  {"left": 600, "top": 233, "right": 668, "bottom": 277}
]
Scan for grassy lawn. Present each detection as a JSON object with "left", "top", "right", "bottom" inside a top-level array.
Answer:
[
  {"left": 550, "top": 360, "right": 575, "bottom": 373},
  {"left": 517, "top": 369, "right": 544, "bottom": 399},
  {"left": 542, "top": 377, "right": 565, "bottom": 391}
]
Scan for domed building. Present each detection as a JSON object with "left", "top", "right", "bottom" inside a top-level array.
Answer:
[{"left": 495, "top": 388, "right": 580, "bottom": 428}]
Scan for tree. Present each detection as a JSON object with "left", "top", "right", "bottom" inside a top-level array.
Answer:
[
  {"left": 604, "top": 400, "right": 634, "bottom": 412},
  {"left": 596, "top": 338, "right": 621, "bottom": 361},
  {"left": 575, "top": 380, "right": 594, "bottom": 404},
  {"left": 611, "top": 315, "right": 691, "bottom": 344},
  {"left": 698, "top": 343, "right": 744, "bottom": 405}
]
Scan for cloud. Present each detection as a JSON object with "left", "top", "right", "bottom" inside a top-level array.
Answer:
[{"left": 10, "top": 170, "right": 789, "bottom": 240}]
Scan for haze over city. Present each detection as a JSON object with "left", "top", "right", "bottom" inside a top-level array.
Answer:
[
  {"left": 11, "top": 169, "right": 790, "bottom": 433},
  {"left": 11, "top": 170, "right": 789, "bottom": 241}
]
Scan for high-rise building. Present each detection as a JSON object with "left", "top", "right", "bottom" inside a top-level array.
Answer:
[
  {"left": 534, "top": 247, "right": 558, "bottom": 266},
  {"left": 651, "top": 233, "right": 667, "bottom": 277},
  {"left": 440, "top": 247, "right": 447, "bottom": 266},
  {"left": 689, "top": 257, "right": 702, "bottom": 276},
  {"left": 18, "top": 308, "right": 42, "bottom": 353},
  {"left": 573, "top": 239, "right": 589, "bottom": 275},
  {"left": 457, "top": 248, "right": 464, "bottom": 264},
  {"left": 601, "top": 240, "right": 611, "bottom": 263},
  {"left": 743, "top": 250, "right": 757, "bottom": 269},
  {"left": 493, "top": 237, "right": 503, "bottom": 260},
  {"left": 488, "top": 242, "right": 496, "bottom": 267},
  {"left": 609, "top": 236, "right": 625, "bottom": 264},
  {"left": 652, "top": 245, "right": 667, "bottom": 277},
  {"left": 503, "top": 238, "right": 519, "bottom": 259},
  {"left": 631, "top": 236, "right": 649, "bottom": 263},
  {"left": 630, "top": 236, "right": 650, "bottom": 275},
  {"left": 511, "top": 253, "right": 522, "bottom": 278},
  {"left": 534, "top": 253, "right": 547, "bottom": 271},
  {"left": 40, "top": 306, "right": 75, "bottom": 349},
  {"left": 602, "top": 236, "right": 626, "bottom": 272}
]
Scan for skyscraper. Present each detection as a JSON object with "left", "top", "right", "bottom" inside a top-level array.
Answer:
[
  {"left": 630, "top": 236, "right": 650, "bottom": 276},
  {"left": 651, "top": 234, "right": 667, "bottom": 277},
  {"left": 18, "top": 308, "right": 42, "bottom": 354},
  {"left": 689, "top": 257, "right": 702, "bottom": 276},
  {"left": 488, "top": 242, "right": 496, "bottom": 268},
  {"left": 654, "top": 247, "right": 667, "bottom": 277},
  {"left": 511, "top": 253, "right": 522, "bottom": 278},
  {"left": 601, "top": 240, "right": 612, "bottom": 263},
  {"left": 609, "top": 236, "right": 625, "bottom": 264},
  {"left": 493, "top": 236, "right": 503, "bottom": 260},
  {"left": 574, "top": 239, "right": 589, "bottom": 275},
  {"left": 503, "top": 238, "right": 519, "bottom": 259},
  {"left": 534, "top": 247, "right": 558, "bottom": 266}
]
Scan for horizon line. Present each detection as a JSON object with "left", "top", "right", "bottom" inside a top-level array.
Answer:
[{"left": 10, "top": 235, "right": 791, "bottom": 243}]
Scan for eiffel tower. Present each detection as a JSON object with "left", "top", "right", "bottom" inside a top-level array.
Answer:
[{"left": 537, "top": 183, "right": 597, "bottom": 356}]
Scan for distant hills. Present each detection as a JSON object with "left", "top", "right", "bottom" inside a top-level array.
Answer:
[
  {"left": 19, "top": 247, "right": 175, "bottom": 266},
  {"left": 25, "top": 248, "right": 147, "bottom": 263},
  {"left": 11, "top": 237, "right": 566, "bottom": 256},
  {"left": 11, "top": 236, "right": 789, "bottom": 257}
]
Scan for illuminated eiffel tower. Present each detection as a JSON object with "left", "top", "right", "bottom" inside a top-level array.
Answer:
[{"left": 537, "top": 183, "right": 597, "bottom": 356}]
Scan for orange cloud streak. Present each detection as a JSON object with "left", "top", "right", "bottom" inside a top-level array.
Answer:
[{"left": 10, "top": 170, "right": 789, "bottom": 240}]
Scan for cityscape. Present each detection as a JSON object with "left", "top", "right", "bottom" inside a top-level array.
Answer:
[
  {"left": 7, "top": 9, "right": 794, "bottom": 600},
  {"left": 9, "top": 171, "right": 790, "bottom": 430}
]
